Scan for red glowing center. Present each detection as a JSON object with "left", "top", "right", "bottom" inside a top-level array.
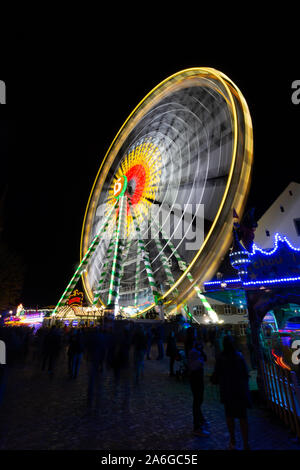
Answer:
[{"left": 125, "top": 164, "right": 146, "bottom": 205}]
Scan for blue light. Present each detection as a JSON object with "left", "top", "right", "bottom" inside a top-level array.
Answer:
[
  {"left": 231, "top": 259, "right": 252, "bottom": 265},
  {"left": 204, "top": 279, "right": 241, "bottom": 286},
  {"left": 205, "top": 233, "right": 300, "bottom": 290},
  {"left": 285, "top": 322, "right": 300, "bottom": 330},
  {"left": 243, "top": 276, "right": 300, "bottom": 286},
  {"left": 205, "top": 275, "right": 300, "bottom": 289},
  {"left": 250, "top": 233, "right": 300, "bottom": 257}
]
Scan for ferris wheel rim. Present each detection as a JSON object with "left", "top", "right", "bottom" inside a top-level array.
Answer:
[{"left": 80, "top": 67, "right": 253, "bottom": 314}]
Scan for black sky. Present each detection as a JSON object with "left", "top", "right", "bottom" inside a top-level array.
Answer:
[{"left": 0, "top": 34, "right": 299, "bottom": 307}]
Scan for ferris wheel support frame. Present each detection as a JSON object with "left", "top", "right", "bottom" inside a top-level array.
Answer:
[
  {"left": 129, "top": 199, "right": 160, "bottom": 306},
  {"left": 153, "top": 220, "right": 219, "bottom": 323},
  {"left": 134, "top": 245, "right": 142, "bottom": 307},
  {"left": 153, "top": 235, "right": 178, "bottom": 298},
  {"left": 92, "top": 228, "right": 117, "bottom": 306},
  {"left": 107, "top": 195, "right": 127, "bottom": 307},
  {"left": 54, "top": 68, "right": 253, "bottom": 323},
  {"left": 51, "top": 200, "right": 118, "bottom": 317}
]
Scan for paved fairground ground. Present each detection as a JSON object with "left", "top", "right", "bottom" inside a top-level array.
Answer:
[{"left": 0, "top": 339, "right": 300, "bottom": 454}]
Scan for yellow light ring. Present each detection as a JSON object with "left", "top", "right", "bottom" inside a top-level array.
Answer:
[
  {"left": 107, "top": 140, "right": 162, "bottom": 237},
  {"left": 165, "top": 74, "right": 253, "bottom": 305},
  {"left": 81, "top": 68, "right": 253, "bottom": 309}
]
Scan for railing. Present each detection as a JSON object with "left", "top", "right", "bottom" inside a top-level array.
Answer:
[{"left": 260, "top": 359, "right": 300, "bottom": 439}]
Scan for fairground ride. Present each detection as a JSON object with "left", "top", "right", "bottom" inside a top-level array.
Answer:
[{"left": 51, "top": 68, "right": 253, "bottom": 323}]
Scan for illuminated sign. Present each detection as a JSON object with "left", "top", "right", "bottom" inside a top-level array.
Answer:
[
  {"left": 113, "top": 175, "right": 127, "bottom": 198},
  {"left": 67, "top": 289, "right": 84, "bottom": 307},
  {"left": 205, "top": 234, "right": 300, "bottom": 290},
  {"left": 247, "top": 235, "right": 300, "bottom": 282}
]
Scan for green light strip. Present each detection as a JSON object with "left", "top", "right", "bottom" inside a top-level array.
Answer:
[
  {"left": 155, "top": 221, "right": 219, "bottom": 323},
  {"left": 129, "top": 200, "right": 160, "bottom": 303},
  {"left": 52, "top": 201, "right": 118, "bottom": 317},
  {"left": 92, "top": 229, "right": 118, "bottom": 305},
  {"left": 153, "top": 236, "right": 178, "bottom": 297},
  {"left": 134, "top": 245, "right": 142, "bottom": 307},
  {"left": 107, "top": 195, "right": 127, "bottom": 306}
]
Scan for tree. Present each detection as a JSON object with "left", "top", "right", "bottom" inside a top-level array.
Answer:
[{"left": 0, "top": 242, "right": 24, "bottom": 311}]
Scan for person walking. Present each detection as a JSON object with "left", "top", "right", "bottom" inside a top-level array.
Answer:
[
  {"left": 67, "top": 329, "right": 84, "bottom": 379},
  {"left": 155, "top": 324, "right": 165, "bottom": 360},
  {"left": 184, "top": 326, "right": 195, "bottom": 360},
  {"left": 41, "top": 325, "right": 61, "bottom": 376},
  {"left": 166, "top": 331, "right": 177, "bottom": 376},
  {"left": 211, "top": 334, "right": 251, "bottom": 450},
  {"left": 86, "top": 326, "right": 107, "bottom": 407},
  {"left": 72, "top": 329, "right": 85, "bottom": 379},
  {"left": 146, "top": 326, "right": 153, "bottom": 360},
  {"left": 132, "top": 325, "right": 147, "bottom": 385},
  {"left": 188, "top": 337, "right": 210, "bottom": 437},
  {"left": 214, "top": 327, "right": 225, "bottom": 360}
]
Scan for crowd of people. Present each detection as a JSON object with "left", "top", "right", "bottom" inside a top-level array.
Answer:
[{"left": 0, "top": 321, "right": 252, "bottom": 450}]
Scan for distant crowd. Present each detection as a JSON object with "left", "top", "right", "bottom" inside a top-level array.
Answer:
[{"left": 0, "top": 321, "right": 253, "bottom": 450}]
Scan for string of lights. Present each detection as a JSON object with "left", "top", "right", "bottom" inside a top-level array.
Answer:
[{"left": 205, "top": 233, "right": 300, "bottom": 290}]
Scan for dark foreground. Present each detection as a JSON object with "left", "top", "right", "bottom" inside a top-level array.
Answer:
[{"left": 0, "top": 341, "right": 299, "bottom": 451}]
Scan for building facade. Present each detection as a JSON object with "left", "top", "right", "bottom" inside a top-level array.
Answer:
[{"left": 254, "top": 181, "right": 300, "bottom": 249}]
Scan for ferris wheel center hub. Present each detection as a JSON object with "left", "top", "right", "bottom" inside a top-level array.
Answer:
[
  {"left": 113, "top": 175, "right": 128, "bottom": 198},
  {"left": 113, "top": 164, "right": 148, "bottom": 205}
]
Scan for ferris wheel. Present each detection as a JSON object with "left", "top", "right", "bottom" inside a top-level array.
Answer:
[{"left": 53, "top": 68, "right": 253, "bottom": 322}]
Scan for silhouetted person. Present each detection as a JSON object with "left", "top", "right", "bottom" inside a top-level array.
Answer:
[
  {"left": 154, "top": 325, "right": 164, "bottom": 360},
  {"left": 70, "top": 329, "right": 85, "bottom": 379},
  {"left": 146, "top": 326, "right": 153, "bottom": 360},
  {"left": 166, "top": 331, "right": 177, "bottom": 376},
  {"left": 208, "top": 327, "right": 216, "bottom": 348},
  {"left": 212, "top": 335, "right": 251, "bottom": 450},
  {"left": 86, "top": 326, "right": 107, "bottom": 407},
  {"left": 42, "top": 326, "right": 61, "bottom": 375},
  {"left": 215, "top": 327, "right": 225, "bottom": 360},
  {"left": 184, "top": 326, "right": 195, "bottom": 359},
  {"left": 188, "top": 337, "right": 210, "bottom": 437},
  {"left": 132, "top": 325, "right": 147, "bottom": 384},
  {"left": 246, "top": 326, "right": 256, "bottom": 370}
]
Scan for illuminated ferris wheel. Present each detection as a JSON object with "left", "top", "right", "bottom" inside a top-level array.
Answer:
[{"left": 53, "top": 68, "right": 253, "bottom": 322}]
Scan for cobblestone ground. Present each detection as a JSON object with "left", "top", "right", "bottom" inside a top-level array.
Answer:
[{"left": 0, "top": 342, "right": 300, "bottom": 451}]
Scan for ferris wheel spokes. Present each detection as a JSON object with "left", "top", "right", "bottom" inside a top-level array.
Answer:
[
  {"left": 129, "top": 199, "right": 160, "bottom": 305},
  {"left": 134, "top": 245, "right": 142, "bottom": 307},
  {"left": 52, "top": 200, "right": 119, "bottom": 317},
  {"left": 107, "top": 195, "right": 127, "bottom": 307},
  {"left": 153, "top": 235, "right": 178, "bottom": 298},
  {"left": 92, "top": 228, "right": 118, "bottom": 306},
  {"left": 153, "top": 220, "right": 220, "bottom": 323}
]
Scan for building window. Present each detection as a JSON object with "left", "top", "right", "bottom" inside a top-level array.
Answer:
[
  {"left": 266, "top": 230, "right": 270, "bottom": 237},
  {"left": 224, "top": 305, "right": 231, "bottom": 315},
  {"left": 294, "top": 218, "right": 300, "bottom": 236},
  {"left": 239, "top": 324, "right": 247, "bottom": 336},
  {"left": 193, "top": 305, "right": 204, "bottom": 315},
  {"left": 280, "top": 206, "right": 285, "bottom": 212},
  {"left": 237, "top": 307, "right": 245, "bottom": 314},
  {"left": 289, "top": 190, "right": 293, "bottom": 196}
]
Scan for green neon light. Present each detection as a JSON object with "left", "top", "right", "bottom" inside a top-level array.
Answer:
[{"left": 114, "top": 175, "right": 128, "bottom": 199}]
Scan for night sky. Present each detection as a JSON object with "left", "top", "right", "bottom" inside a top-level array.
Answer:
[{"left": 1, "top": 35, "right": 299, "bottom": 307}]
